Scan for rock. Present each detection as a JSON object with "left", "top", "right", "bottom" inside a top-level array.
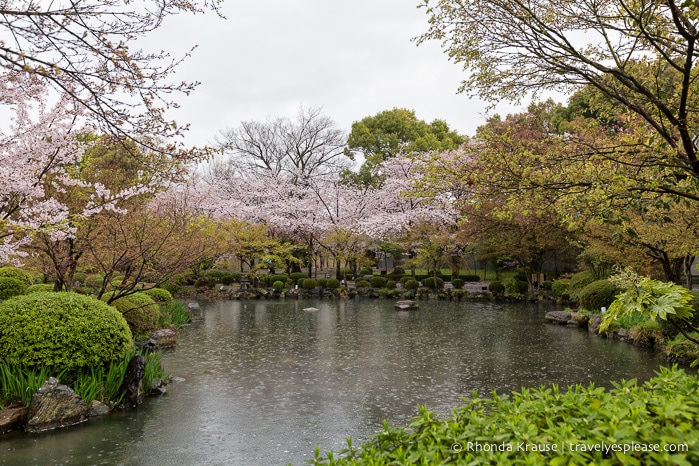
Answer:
[
  {"left": 187, "top": 302, "right": 201, "bottom": 311},
  {"left": 118, "top": 355, "right": 146, "bottom": 409},
  {"left": 568, "top": 312, "right": 590, "bottom": 327},
  {"left": 26, "top": 377, "right": 89, "bottom": 433},
  {"left": 150, "top": 328, "right": 178, "bottom": 349},
  {"left": 588, "top": 314, "right": 603, "bottom": 334},
  {"left": 544, "top": 311, "right": 572, "bottom": 324},
  {"left": 88, "top": 400, "right": 110, "bottom": 417},
  {"left": 394, "top": 300, "right": 418, "bottom": 310},
  {"left": 0, "top": 406, "right": 28, "bottom": 434},
  {"left": 303, "top": 307, "right": 319, "bottom": 312},
  {"left": 149, "top": 379, "right": 167, "bottom": 396}
]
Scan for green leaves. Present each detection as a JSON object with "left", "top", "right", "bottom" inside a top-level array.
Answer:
[{"left": 311, "top": 366, "right": 699, "bottom": 464}]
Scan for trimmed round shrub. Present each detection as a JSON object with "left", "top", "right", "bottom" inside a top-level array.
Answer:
[
  {"left": 326, "top": 278, "right": 341, "bottom": 289},
  {"left": 270, "top": 274, "right": 289, "bottom": 285},
  {"left": 451, "top": 278, "right": 465, "bottom": 289},
  {"left": 355, "top": 280, "right": 371, "bottom": 288},
  {"left": 0, "top": 277, "right": 27, "bottom": 300},
  {"left": 399, "top": 276, "right": 412, "bottom": 285},
  {"left": 0, "top": 266, "right": 33, "bottom": 287},
  {"left": 503, "top": 277, "right": 528, "bottom": 294},
  {"left": 551, "top": 279, "right": 570, "bottom": 298},
  {"left": 488, "top": 281, "right": 505, "bottom": 295},
  {"left": 106, "top": 292, "right": 160, "bottom": 334},
  {"left": 301, "top": 278, "right": 318, "bottom": 290},
  {"left": 317, "top": 278, "right": 328, "bottom": 288},
  {"left": 142, "top": 287, "right": 173, "bottom": 303},
  {"left": 289, "top": 272, "right": 308, "bottom": 284},
  {"left": 422, "top": 277, "right": 444, "bottom": 290},
  {"left": 404, "top": 279, "right": 420, "bottom": 290},
  {"left": 386, "top": 280, "right": 397, "bottom": 290},
  {"left": 0, "top": 292, "right": 133, "bottom": 371},
  {"left": 579, "top": 279, "right": 619, "bottom": 312},
  {"left": 221, "top": 274, "right": 236, "bottom": 286},
  {"left": 25, "top": 283, "right": 57, "bottom": 294},
  {"left": 513, "top": 271, "right": 528, "bottom": 282},
  {"left": 359, "top": 267, "right": 373, "bottom": 276},
  {"left": 542, "top": 280, "right": 553, "bottom": 291},
  {"left": 461, "top": 274, "right": 481, "bottom": 282},
  {"left": 568, "top": 271, "right": 598, "bottom": 302},
  {"left": 370, "top": 276, "right": 387, "bottom": 288},
  {"left": 272, "top": 280, "right": 285, "bottom": 290}
]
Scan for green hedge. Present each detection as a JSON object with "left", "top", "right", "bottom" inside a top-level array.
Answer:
[
  {"left": 422, "top": 277, "right": 444, "bottom": 289},
  {"left": 370, "top": 276, "right": 388, "bottom": 288},
  {"left": 302, "top": 278, "right": 318, "bottom": 290},
  {"left": 579, "top": 279, "right": 618, "bottom": 312},
  {"left": 404, "top": 279, "right": 420, "bottom": 290},
  {"left": 0, "top": 266, "right": 33, "bottom": 287},
  {"left": 141, "top": 287, "right": 174, "bottom": 303},
  {"left": 106, "top": 292, "right": 161, "bottom": 334},
  {"left": 460, "top": 274, "right": 481, "bottom": 282},
  {"left": 0, "top": 277, "right": 27, "bottom": 300},
  {"left": 312, "top": 366, "right": 699, "bottom": 465},
  {"left": 0, "top": 292, "right": 133, "bottom": 371}
]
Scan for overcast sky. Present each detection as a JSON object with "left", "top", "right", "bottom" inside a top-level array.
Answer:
[{"left": 148, "top": 0, "right": 550, "bottom": 149}]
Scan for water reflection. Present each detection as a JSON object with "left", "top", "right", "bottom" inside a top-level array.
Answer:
[{"left": 1, "top": 299, "right": 667, "bottom": 465}]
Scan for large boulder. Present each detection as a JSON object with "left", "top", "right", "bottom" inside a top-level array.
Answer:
[
  {"left": 118, "top": 355, "right": 146, "bottom": 409},
  {"left": 544, "top": 311, "right": 572, "bottom": 324},
  {"left": 25, "top": 377, "right": 90, "bottom": 433}
]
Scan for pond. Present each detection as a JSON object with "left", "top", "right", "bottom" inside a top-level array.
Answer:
[{"left": 2, "top": 299, "right": 668, "bottom": 465}]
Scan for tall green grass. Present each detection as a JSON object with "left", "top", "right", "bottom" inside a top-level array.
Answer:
[{"left": 0, "top": 363, "right": 52, "bottom": 406}]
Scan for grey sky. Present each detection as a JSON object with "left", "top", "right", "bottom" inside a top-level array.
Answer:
[{"left": 149, "top": 1, "right": 535, "bottom": 148}]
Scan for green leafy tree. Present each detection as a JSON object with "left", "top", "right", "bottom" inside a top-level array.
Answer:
[{"left": 344, "top": 108, "right": 464, "bottom": 187}]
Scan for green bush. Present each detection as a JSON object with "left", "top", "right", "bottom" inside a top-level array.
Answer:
[
  {"left": 399, "top": 276, "right": 412, "bottom": 285},
  {"left": 355, "top": 280, "right": 371, "bottom": 288},
  {"left": 25, "top": 283, "right": 57, "bottom": 294},
  {"left": 359, "top": 267, "right": 373, "bottom": 276},
  {"left": 568, "top": 270, "right": 598, "bottom": 303},
  {"left": 302, "top": 278, "right": 318, "bottom": 290},
  {"left": 0, "top": 277, "right": 28, "bottom": 299},
  {"left": 142, "top": 287, "right": 173, "bottom": 303},
  {"left": 461, "top": 274, "right": 481, "bottom": 282},
  {"left": 414, "top": 274, "right": 428, "bottom": 282},
  {"left": 385, "top": 280, "right": 397, "bottom": 290},
  {"left": 513, "top": 271, "right": 528, "bottom": 281},
  {"left": 551, "top": 278, "right": 571, "bottom": 298},
  {"left": 317, "top": 278, "right": 328, "bottom": 288},
  {"left": 488, "top": 281, "right": 505, "bottom": 295},
  {"left": 290, "top": 272, "right": 308, "bottom": 284},
  {"left": 326, "top": 278, "right": 341, "bottom": 289},
  {"left": 541, "top": 280, "right": 553, "bottom": 291},
  {"left": 339, "top": 268, "right": 355, "bottom": 280},
  {"left": 660, "top": 291, "right": 699, "bottom": 338},
  {"left": 0, "top": 266, "right": 33, "bottom": 287},
  {"left": 204, "top": 269, "right": 227, "bottom": 279},
  {"left": 451, "top": 278, "right": 465, "bottom": 289},
  {"left": 312, "top": 366, "right": 699, "bottom": 465},
  {"left": 503, "top": 278, "right": 528, "bottom": 294},
  {"left": 390, "top": 267, "right": 405, "bottom": 275},
  {"left": 370, "top": 276, "right": 387, "bottom": 288},
  {"left": 84, "top": 274, "right": 106, "bottom": 290},
  {"left": 221, "top": 274, "right": 236, "bottom": 285},
  {"left": 106, "top": 292, "right": 161, "bottom": 335},
  {"left": 0, "top": 292, "right": 133, "bottom": 372},
  {"left": 404, "top": 279, "right": 419, "bottom": 290},
  {"left": 272, "top": 280, "right": 285, "bottom": 290},
  {"left": 579, "top": 279, "right": 618, "bottom": 312},
  {"left": 422, "top": 277, "right": 444, "bottom": 289}
]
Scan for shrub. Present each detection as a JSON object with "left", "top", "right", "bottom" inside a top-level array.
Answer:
[
  {"left": 221, "top": 274, "right": 236, "bottom": 286},
  {"left": 404, "top": 279, "right": 419, "bottom": 290},
  {"left": 25, "top": 283, "right": 56, "bottom": 294},
  {"left": 541, "top": 280, "right": 553, "bottom": 291},
  {"left": 488, "top": 281, "right": 505, "bottom": 295},
  {"left": 0, "top": 292, "right": 133, "bottom": 372},
  {"left": 302, "top": 278, "right": 318, "bottom": 290},
  {"left": 311, "top": 366, "right": 699, "bottom": 465},
  {"left": 503, "top": 278, "right": 528, "bottom": 294},
  {"left": 422, "top": 277, "right": 444, "bottom": 289},
  {"left": 326, "top": 278, "right": 341, "bottom": 289},
  {"left": 579, "top": 279, "right": 618, "bottom": 312},
  {"left": 370, "top": 276, "right": 387, "bottom": 288},
  {"left": 339, "top": 268, "right": 354, "bottom": 280},
  {"left": 355, "top": 280, "right": 371, "bottom": 288},
  {"left": 317, "top": 278, "right": 328, "bottom": 288},
  {"left": 142, "top": 287, "right": 173, "bottom": 303},
  {"left": 106, "top": 292, "right": 161, "bottom": 335},
  {"left": 0, "top": 266, "right": 33, "bottom": 287},
  {"left": 204, "top": 269, "right": 227, "bottom": 279},
  {"left": 513, "top": 271, "right": 528, "bottom": 281},
  {"left": 290, "top": 272, "right": 308, "bottom": 284},
  {"left": 451, "top": 278, "right": 465, "bottom": 289},
  {"left": 414, "top": 273, "right": 428, "bottom": 282},
  {"left": 390, "top": 267, "right": 405, "bottom": 275},
  {"left": 0, "top": 277, "right": 28, "bottom": 299},
  {"left": 568, "top": 270, "right": 598, "bottom": 303},
  {"left": 84, "top": 274, "right": 106, "bottom": 290},
  {"left": 551, "top": 279, "right": 571, "bottom": 298},
  {"left": 660, "top": 291, "right": 699, "bottom": 338},
  {"left": 272, "top": 280, "right": 285, "bottom": 290},
  {"left": 385, "top": 280, "right": 396, "bottom": 290},
  {"left": 359, "top": 267, "right": 373, "bottom": 276},
  {"left": 460, "top": 274, "right": 481, "bottom": 282},
  {"left": 399, "top": 276, "right": 412, "bottom": 285}
]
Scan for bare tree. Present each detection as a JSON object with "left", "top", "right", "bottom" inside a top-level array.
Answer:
[{"left": 217, "top": 106, "right": 353, "bottom": 181}]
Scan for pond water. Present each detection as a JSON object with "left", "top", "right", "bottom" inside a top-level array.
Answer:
[{"left": 2, "top": 299, "right": 668, "bottom": 465}]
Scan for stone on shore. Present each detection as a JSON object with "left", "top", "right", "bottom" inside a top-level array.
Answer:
[{"left": 25, "top": 377, "right": 90, "bottom": 433}]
